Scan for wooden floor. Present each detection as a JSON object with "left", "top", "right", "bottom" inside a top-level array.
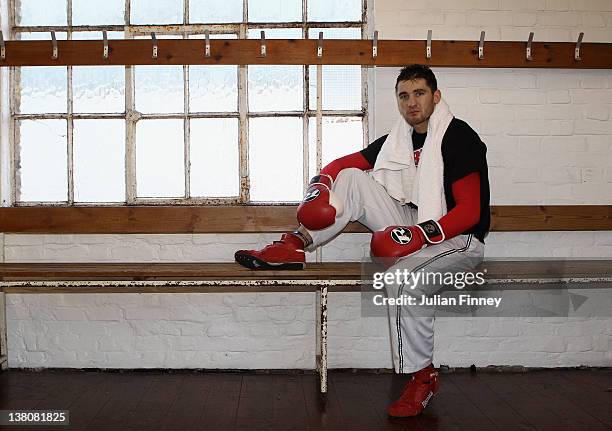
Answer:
[{"left": 0, "top": 369, "right": 610, "bottom": 431}]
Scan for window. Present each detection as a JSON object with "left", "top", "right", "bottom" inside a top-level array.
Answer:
[{"left": 10, "top": 0, "right": 368, "bottom": 204}]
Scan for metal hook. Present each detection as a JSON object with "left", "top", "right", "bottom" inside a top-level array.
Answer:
[
  {"left": 478, "top": 31, "right": 485, "bottom": 60},
  {"left": 102, "top": 30, "right": 109, "bottom": 60},
  {"left": 151, "top": 32, "right": 157, "bottom": 59},
  {"left": 0, "top": 31, "right": 5, "bottom": 61},
  {"left": 526, "top": 32, "right": 534, "bottom": 61},
  {"left": 51, "top": 31, "right": 58, "bottom": 60},
  {"left": 317, "top": 32, "right": 323, "bottom": 58},
  {"left": 204, "top": 30, "right": 211, "bottom": 58},
  {"left": 260, "top": 30, "right": 266, "bottom": 57},
  {"left": 426, "top": 29, "right": 432, "bottom": 59},
  {"left": 372, "top": 30, "right": 378, "bottom": 59},
  {"left": 575, "top": 32, "right": 584, "bottom": 61}
]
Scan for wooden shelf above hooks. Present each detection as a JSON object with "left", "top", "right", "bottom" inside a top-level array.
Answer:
[{"left": 0, "top": 39, "right": 610, "bottom": 68}]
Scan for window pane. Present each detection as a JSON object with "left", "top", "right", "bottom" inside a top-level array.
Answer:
[
  {"left": 18, "top": 32, "right": 67, "bottom": 41},
  {"left": 248, "top": 66, "right": 303, "bottom": 112},
  {"left": 136, "top": 120, "right": 184, "bottom": 198},
  {"left": 308, "top": 28, "right": 362, "bottom": 111},
  {"left": 190, "top": 0, "right": 242, "bottom": 23},
  {"left": 130, "top": 0, "right": 182, "bottom": 24},
  {"left": 247, "top": 28, "right": 302, "bottom": 39},
  {"left": 308, "top": 0, "right": 361, "bottom": 22},
  {"left": 190, "top": 118, "right": 239, "bottom": 197},
  {"left": 135, "top": 66, "right": 184, "bottom": 114},
  {"left": 73, "top": 0, "right": 124, "bottom": 25},
  {"left": 19, "top": 67, "right": 67, "bottom": 114},
  {"left": 17, "top": 0, "right": 67, "bottom": 26},
  {"left": 308, "top": 116, "right": 363, "bottom": 178},
  {"left": 248, "top": 0, "right": 301, "bottom": 22},
  {"left": 73, "top": 66, "right": 125, "bottom": 113},
  {"left": 190, "top": 66, "right": 237, "bottom": 112},
  {"left": 309, "top": 65, "right": 362, "bottom": 110},
  {"left": 74, "top": 120, "right": 125, "bottom": 202},
  {"left": 18, "top": 120, "right": 67, "bottom": 202},
  {"left": 249, "top": 117, "right": 302, "bottom": 202},
  {"left": 72, "top": 31, "right": 124, "bottom": 40}
]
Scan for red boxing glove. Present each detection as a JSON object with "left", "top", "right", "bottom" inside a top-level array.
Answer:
[
  {"left": 297, "top": 174, "right": 344, "bottom": 231},
  {"left": 370, "top": 220, "right": 445, "bottom": 267}
]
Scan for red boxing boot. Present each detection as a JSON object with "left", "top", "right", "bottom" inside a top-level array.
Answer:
[
  {"left": 387, "top": 365, "right": 439, "bottom": 418},
  {"left": 234, "top": 233, "right": 306, "bottom": 270}
]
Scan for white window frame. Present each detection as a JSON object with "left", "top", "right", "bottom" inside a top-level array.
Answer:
[{"left": 4, "top": 0, "right": 372, "bottom": 206}]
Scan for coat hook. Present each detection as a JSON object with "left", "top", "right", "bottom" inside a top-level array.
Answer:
[
  {"left": 426, "top": 29, "right": 432, "bottom": 59},
  {"left": 151, "top": 32, "right": 157, "bottom": 59},
  {"left": 478, "top": 31, "right": 485, "bottom": 60},
  {"left": 204, "top": 30, "right": 211, "bottom": 57},
  {"left": 317, "top": 32, "right": 323, "bottom": 58},
  {"left": 51, "top": 31, "right": 58, "bottom": 60},
  {"left": 575, "top": 32, "right": 584, "bottom": 61},
  {"left": 260, "top": 30, "right": 266, "bottom": 57},
  {"left": 526, "top": 32, "right": 534, "bottom": 61},
  {"left": 0, "top": 31, "right": 5, "bottom": 61},
  {"left": 102, "top": 30, "right": 109, "bottom": 60},
  {"left": 372, "top": 30, "right": 378, "bottom": 59}
]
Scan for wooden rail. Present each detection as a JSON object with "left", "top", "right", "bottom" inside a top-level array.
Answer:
[
  {"left": 0, "top": 39, "right": 610, "bottom": 68},
  {"left": 0, "top": 205, "right": 611, "bottom": 234}
]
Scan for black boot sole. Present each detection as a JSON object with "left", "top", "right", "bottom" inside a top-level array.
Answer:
[{"left": 234, "top": 251, "right": 305, "bottom": 271}]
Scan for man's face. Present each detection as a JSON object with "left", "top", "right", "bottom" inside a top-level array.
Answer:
[{"left": 395, "top": 78, "right": 441, "bottom": 132}]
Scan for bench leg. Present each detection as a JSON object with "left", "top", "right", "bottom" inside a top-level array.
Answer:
[
  {"left": 0, "top": 291, "right": 7, "bottom": 370},
  {"left": 315, "top": 285, "right": 328, "bottom": 402}
]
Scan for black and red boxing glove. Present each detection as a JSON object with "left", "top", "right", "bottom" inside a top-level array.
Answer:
[
  {"left": 370, "top": 220, "right": 445, "bottom": 267},
  {"left": 297, "top": 174, "right": 344, "bottom": 231}
]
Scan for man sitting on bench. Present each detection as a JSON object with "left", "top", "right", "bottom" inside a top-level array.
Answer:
[{"left": 235, "top": 64, "right": 490, "bottom": 418}]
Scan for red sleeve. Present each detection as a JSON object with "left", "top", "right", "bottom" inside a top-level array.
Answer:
[
  {"left": 437, "top": 172, "right": 480, "bottom": 240},
  {"left": 320, "top": 151, "right": 373, "bottom": 181}
]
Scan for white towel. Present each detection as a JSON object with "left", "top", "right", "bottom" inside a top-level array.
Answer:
[{"left": 372, "top": 99, "right": 454, "bottom": 223}]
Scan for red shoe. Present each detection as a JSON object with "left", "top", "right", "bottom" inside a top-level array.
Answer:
[
  {"left": 234, "top": 233, "right": 306, "bottom": 270},
  {"left": 387, "top": 365, "right": 439, "bottom": 418}
]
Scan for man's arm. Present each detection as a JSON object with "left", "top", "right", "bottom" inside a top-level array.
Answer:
[{"left": 319, "top": 151, "right": 373, "bottom": 180}]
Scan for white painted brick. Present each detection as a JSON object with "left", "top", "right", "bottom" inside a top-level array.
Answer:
[
  {"left": 124, "top": 308, "right": 171, "bottom": 320},
  {"left": 547, "top": 90, "right": 571, "bottom": 104},
  {"left": 541, "top": 136, "right": 587, "bottom": 153},
  {"left": 85, "top": 307, "right": 123, "bottom": 321},
  {"left": 574, "top": 0, "right": 612, "bottom": 12},
  {"left": 545, "top": 0, "right": 569, "bottom": 11},
  {"left": 7, "top": 306, "right": 30, "bottom": 320},
  {"left": 506, "top": 120, "right": 550, "bottom": 136},
  {"left": 444, "top": 12, "right": 467, "bottom": 25},
  {"left": 537, "top": 11, "right": 582, "bottom": 26},
  {"left": 500, "top": 90, "right": 546, "bottom": 105},
  {"left": 513, "top": 167, "right": 541, "bottom": 183},
  {"left": 478, "top": 89, "right": 501, "bottom": 104},
  {"left": 574, "top": 119, "right": 612, "bottom": 135},
  {"left": 466, "top": 11, "right": 513, "bottom": 26},
  {"left": 542, "top": 167, "right": 582, "bottom": 184},
  {"left": 514, "top": 106, "right": 543, "bottom": 120},
  {"left": 549, "top": 120, "right": 574, "bottom": 135},
  {"left": 52, "top": 308, "right": 88, "bottom": 321},
  {"left": 512, "top": 12, "right": 537, "bottom": 26},
  {"left": 377, "top": 0, "right": 430, "bottom": 10},
  {"left": 584, "top": 104, "right": 610, "bottom": 121},
  {"left": 538, "top": 73, "right": 580, "bottom": 89},
  {"left": 501, "top": 0, "right": 546, "bottom": 10},
  {"left": 518, "top": 137, "right": 542, "bottom": 154},
  {"left": 582, "top": 12, "right": 607, "bottom": 27},
  {"left": 540, "top": 105, "right": 581, "bottom": 120},
  {"left": 580, "top": 167, "right": 604, "bottom": 183},
  {"left": 399, "top": 10, "right": 444, "bottom": 25},
  {"left": 570, "top": 89, "right": 612, "bottom": 104}
]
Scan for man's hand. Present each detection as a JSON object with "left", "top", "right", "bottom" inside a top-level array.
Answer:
[{"left": 297, "top": 174, "right": 344, "bottom": 231}]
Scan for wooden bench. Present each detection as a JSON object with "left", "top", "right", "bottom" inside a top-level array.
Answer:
[{"left": 1, "top": 205, "right": 611, "bottom": 396}]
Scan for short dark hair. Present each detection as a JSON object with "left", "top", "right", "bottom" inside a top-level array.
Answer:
[{"left": 395, "top": 64, "right": 438, "bottom": 93}]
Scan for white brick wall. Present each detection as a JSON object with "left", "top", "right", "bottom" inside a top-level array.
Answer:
[{"left": 3, "top": 0, "right": 612, "bottom": 369}]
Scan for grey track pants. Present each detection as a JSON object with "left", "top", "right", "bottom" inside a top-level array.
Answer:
[{"left": 305, "top": 168, "right": 484, "bottom": 373}]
